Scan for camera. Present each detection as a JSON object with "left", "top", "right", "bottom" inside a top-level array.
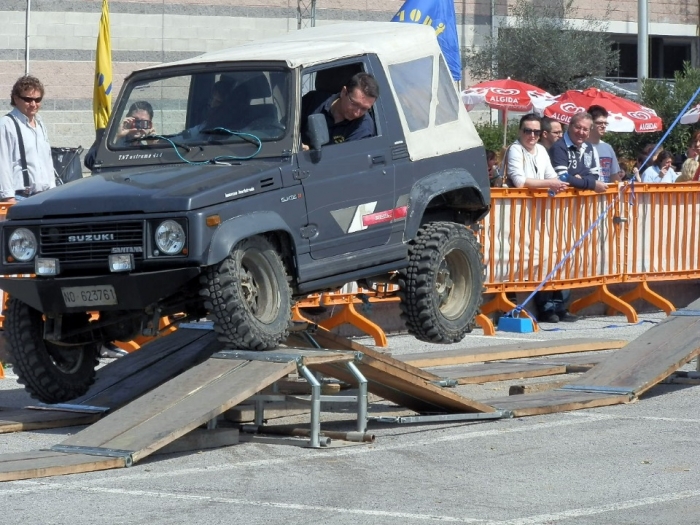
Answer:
[{"left": 125, "top": 119, "right": 152, "bottom": 130}]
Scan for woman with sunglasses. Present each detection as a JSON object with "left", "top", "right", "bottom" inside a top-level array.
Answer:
[
  {"left": 0, "top": 75, "right": 55, "bottom": 203},
  {"left": 505, "top": 113, "right": 568, "bottom": 194}
]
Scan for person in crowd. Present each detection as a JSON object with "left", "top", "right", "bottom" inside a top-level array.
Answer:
[
  {"left": 539, "top": 111, "right": 608, "bottom": 324},
  {"left": 673, "top": 129, "right": 700, "bottom": 172},
  {"left": 641, "top": 150, "right": 678, "bottom": 183},
  {"left": 539, "top": 116, "right": 563, "bottom": 151},
  {"left": 486, "top": 149, "right": 503, "bottom": 187},
  {"left": 676, "top": 157, "right": 699, "bottom": 183},
  {"left": 301, "top": 72, "right": 378, "bottom": 149},
  {"left": 0, "top": 75, "right": 55, "bottom": 203},
  {"left": 114, "top": 100, "right": 156, "bottom": 146},
  {"left": 502, "top": 114, "right": 571, "bottom": 324},
  {"left": 642, "top": 143, "right": 662, "bottom": 164},
  {"left": 505, "top": 113, "right": 568, "bottom": 193},
  {"left": 549, "top": 112, "right": 607, "bottom": 193},
  {"left": 587, "top": 105, "right": 625, "bottom": 183}
]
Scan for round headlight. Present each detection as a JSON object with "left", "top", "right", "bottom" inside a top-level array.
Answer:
[
  {"left": 8, "top": 228, "right": 37, "bottom": 261},
  {"left": 155, "top": 220, "right": 185, "bottom": 255}
]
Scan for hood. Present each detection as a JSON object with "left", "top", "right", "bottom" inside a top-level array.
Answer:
[{"left": 8, "top": 161, "right": 285, "bottom": 220}]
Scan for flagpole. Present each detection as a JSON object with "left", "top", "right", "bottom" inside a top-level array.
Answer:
[{"left": 24, "top": 0, "right": 31, "bottom": 74}]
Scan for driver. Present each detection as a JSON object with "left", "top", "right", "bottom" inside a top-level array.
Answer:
[{"left": 300, "top": 72, "right": 379, "bottom": 150}]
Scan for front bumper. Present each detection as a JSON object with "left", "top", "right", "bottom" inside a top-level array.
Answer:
[{"left": 0, "top": 267, "right": 202, "bottom": 314}]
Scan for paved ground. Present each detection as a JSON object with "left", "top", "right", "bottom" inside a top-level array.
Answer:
[{"left": 2, "top": 311, "right": 700, "bottom": 524}]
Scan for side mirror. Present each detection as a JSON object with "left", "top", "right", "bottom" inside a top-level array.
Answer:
[{"left": 307, "top": 113, "right": 329, "bottom": 151}]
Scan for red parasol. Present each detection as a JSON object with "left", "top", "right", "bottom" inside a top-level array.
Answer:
[
  {"left": 461, "top": 78, "right": 555, "bottom": 145},
  {"left": 540, "top": 88, "right": 662, "bottom": 133},
  {"left": 461, "top": 78, "right": 555, "bottom": 113}
]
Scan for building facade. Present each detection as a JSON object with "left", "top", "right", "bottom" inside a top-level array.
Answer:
[{"left": 0, "top": 0, "right": 696, "bottom": 150}]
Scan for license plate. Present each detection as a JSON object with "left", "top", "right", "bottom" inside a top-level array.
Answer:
[{"left": 61, "top": 285, "right": 118, "bottom": 307}]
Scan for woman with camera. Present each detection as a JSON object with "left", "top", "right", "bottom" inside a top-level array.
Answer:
[{"left": 114, "top": 101, "right": 155, "bottom": 145}]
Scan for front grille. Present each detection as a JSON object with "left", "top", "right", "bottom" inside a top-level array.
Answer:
[{"left": 40, "top": 221, "right": 145, "bottom": 263}]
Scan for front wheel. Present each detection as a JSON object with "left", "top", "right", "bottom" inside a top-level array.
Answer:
[
  {"left": 5, "top": 298, "right": 99, "bottom": 403},
  {"left": 398, "top": 221, "right": 485, "bottom": 343},
  {"left": 201, "top": 235, "right": 292, "bottom": 350}
]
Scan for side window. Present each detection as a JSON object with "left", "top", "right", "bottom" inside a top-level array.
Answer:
[
  {"left": 388, "top": 56, "right": 433, "bottom": 132},
  {"left": 301, "top": 62, "right": 378, "bottom": 147},
  {"left": 435, "top": 56, "right": 460, "bottom": 126}
]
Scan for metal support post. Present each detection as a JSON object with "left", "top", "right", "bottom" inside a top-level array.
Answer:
[
  {"left": 346, "top": 361, "right": 368, "bottom": 433},
  {"left": 299, "top": 365, "right": 321, "bottom": 448},
  {"left": 254, "top": 398, "right": 265, "bottom": 426}
]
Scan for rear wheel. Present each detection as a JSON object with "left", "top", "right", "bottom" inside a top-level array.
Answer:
[
  {"left": 5, "top": 298, "right": 99, "bottom": 403},
  {"left": 398, "top": 221, "right": 484, "bottom": 343},
  {"left": 201, "top": 235, "right": 292, "bottom": 350}
]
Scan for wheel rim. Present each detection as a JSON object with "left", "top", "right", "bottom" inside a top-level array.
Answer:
[
  {"left": 435, "top": 248, "right": 472, "bottom": 320},
  {"left": 239, "top": 248, "right": 281, "bottom": 324},
  {"left": 45, "top": 343, "right": 86, "bottom": 375}
]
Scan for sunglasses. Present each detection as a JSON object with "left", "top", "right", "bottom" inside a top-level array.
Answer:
[
  {"left": 521, "top": 128, "right": 542, "bottom": 136},
  {"left": 18, "top": 95, "right": 43, "bottom": 104}
]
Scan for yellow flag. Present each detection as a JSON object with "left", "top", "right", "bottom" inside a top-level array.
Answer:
[{"left": 93, "top": 0, "right": 112, "bottom": 130}]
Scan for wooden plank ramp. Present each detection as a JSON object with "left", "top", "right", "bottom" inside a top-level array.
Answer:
[
  {"left": 0, "top": 327, "right": 223, "bottom": 434},
  {"left": 397, "top": 338, "right": 627, "bottom": 368},
  {"left": 489, "top": 298, "right": 700, "bottom": 416},
  {"left": 0, "top": 348, "right": 355, "bottom": 481},
  {"left": 430, "top": 354, "right": 606, "bottom": 385}
]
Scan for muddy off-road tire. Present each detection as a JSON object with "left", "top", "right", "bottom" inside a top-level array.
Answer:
[
  {"left": 398, "top": 221, "right": 484, "bottom": 343},
  {"left": 5, "top": 298, "right": 99, "bottom": 403},
  {"left": 201, "top": 235, "right": 292, "bottom": 350}
]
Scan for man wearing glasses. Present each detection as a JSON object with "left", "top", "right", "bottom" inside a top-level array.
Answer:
[
  {"left": 587, "top": 105, "right": 624, "bottom": 183},
  {"left": 539, "top": 117, "right": 563, "bottom": 151},
  {"left": 0, "top": 75, "right": 55, "bottom": 203},
  {"left": 301, "top": 72, "right": 379, "bottom": 149}
]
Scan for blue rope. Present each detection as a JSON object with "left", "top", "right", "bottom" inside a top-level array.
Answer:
[
  {"left": 151, "top": 128, "right": 263, "bottom": 164},
  {"left": 504, "top": 85, "right": 700, "bottom": 321}
]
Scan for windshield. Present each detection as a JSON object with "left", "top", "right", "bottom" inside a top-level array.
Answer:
[{"left": 107, "top": 68, "right": 291, "bottom": 156}]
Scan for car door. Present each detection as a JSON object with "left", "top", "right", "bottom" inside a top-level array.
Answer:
[{"left": 297, "top": 60, "right": 396, "bottom": 261}]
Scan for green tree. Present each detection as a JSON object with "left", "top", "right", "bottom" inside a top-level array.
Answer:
[
  {"left": 604, "top": 63, "right": 700, "bottom": 161},
  {"left": 465, "top": 0, "right": 619, "bottom": 95}
]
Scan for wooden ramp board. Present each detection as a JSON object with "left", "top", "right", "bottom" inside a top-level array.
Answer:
[
  {"left": 398, "top": 338, "right": 627, "bottom": 368},
  {"left": 286, "top": 328, "right": 441, "bottom": 382},
  {"left": 0, "top": 328, "right": 223, "bottom": 434},
  {"left": 431, "top": 354, "right": 606, "bottom": 385},
  {"left": 0, "top": 450, "right": 124, "bottom": 483},
  {"left": 311, "top": 353, "right": 495, "bottom": 414},
  {"left": 564, "top": 299, "right": 700, "bottom": 397},
  {"left": 487, "top": 390, "right": 632, "bottom": 418}
]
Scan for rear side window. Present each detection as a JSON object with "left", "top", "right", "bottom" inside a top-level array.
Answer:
[
  {"left": 435, "top": 56, "right": 459, "bottom": 126},
  {"left": 389, "top": 56, "right": 433, "bottom": 132}
]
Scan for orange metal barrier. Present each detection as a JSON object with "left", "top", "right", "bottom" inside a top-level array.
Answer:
[{"left": 298, "top": 183, "right": 700, "bottom": 339}]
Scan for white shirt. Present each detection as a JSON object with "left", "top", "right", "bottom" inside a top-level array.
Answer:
[
  {"left": 506, "top": 141, "right": 558, "bottom": 188},
  {"left": 0, "top": 108, "right": 55, "bottom": 199},
  {"left": 641, "top": 165, "right": 678, "bottom": 183}
]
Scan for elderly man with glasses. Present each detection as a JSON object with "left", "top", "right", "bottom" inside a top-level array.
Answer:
[
  {"left": 0, "top": 75, "right": 55, "bottom": 203},
  {"left": 587, "top": 105, "right": 624, "bottom": 183}
]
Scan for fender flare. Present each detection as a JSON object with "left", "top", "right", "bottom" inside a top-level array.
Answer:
[
  {"left": 404, "top": 168, "right": 488, "bottom": 240},
  {"left": 205, "top": 211, "right": 296, "bottom": 266}
]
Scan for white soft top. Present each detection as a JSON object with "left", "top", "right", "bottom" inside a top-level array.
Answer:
[{"left": 145, "top": 22, "right": 483, "bottom": 161}]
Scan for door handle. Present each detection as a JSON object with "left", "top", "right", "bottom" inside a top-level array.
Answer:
[{"left": 369, "top": 154, "right": 385, "bottom": 167}]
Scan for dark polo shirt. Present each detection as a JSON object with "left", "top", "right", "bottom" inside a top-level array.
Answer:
[{"left": 301, "top": 92, "right": 376, "bottom": 145}]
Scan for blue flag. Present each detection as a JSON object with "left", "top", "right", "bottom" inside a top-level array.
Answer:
[{"left": 391, "top": 0, "right": 462, "bottom": 82}]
